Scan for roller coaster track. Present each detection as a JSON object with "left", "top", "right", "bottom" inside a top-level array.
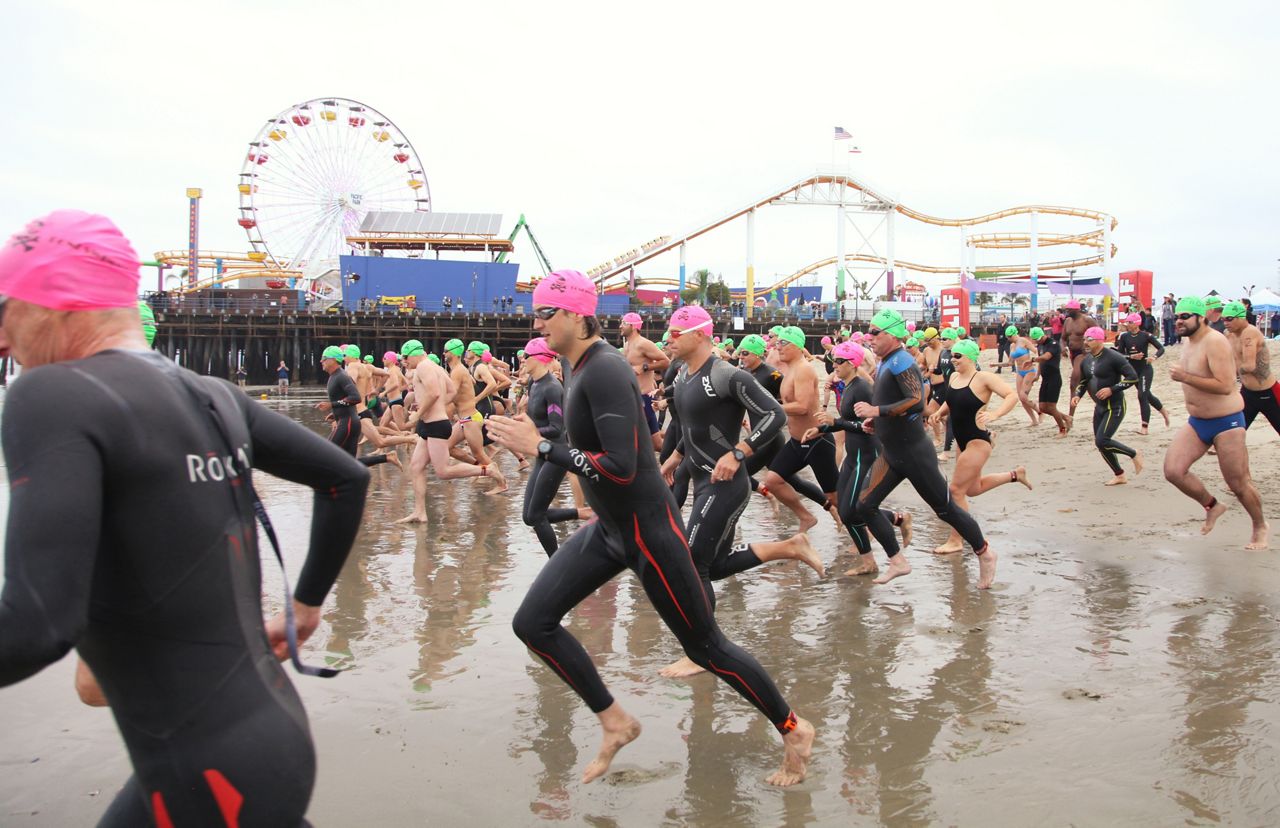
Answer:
[{"left": 153, "top": 250, "right": 303, "bottom": 292}]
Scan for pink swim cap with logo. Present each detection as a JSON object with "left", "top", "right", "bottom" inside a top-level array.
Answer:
[
  {"left": 0, "top": 210, "right": 142, "bottom": 311},
  {"left": 532, "top": 269, "right": 597, "bottom": 316},
  {"left": 621, "top": 312, "right": 642, "bottom": 327},
  {"left": 668, "top": 304, "right": 713, "bottom": 335},
  {"left": 832, "top": 340, "right": 865, "bottom": 366},
  {"left": 1124, "top": 313, "right": 1141, "bottom": 324},
  {"left": 1085, "top": 326, "right": 1106, "bottom": 340},
  {"left": 524, "top": 337, "right": 558, "bottom": 363}
]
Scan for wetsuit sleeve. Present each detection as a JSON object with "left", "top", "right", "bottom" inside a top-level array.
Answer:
[
  {"left": 0, "top": 373, "right": 101, "bottom": 685},
  {"left": 332, "top": 372, "right": 360, "bottom": 407},
  {"left": 878, "top": 355, "right": 926, "bottom": 417},
  {"left": 542, "top": 357, "right": 639, "bottom": 484},
  {"left": 819, "top": 417, "right": 865, "bottom": 434},
  {"left": 1111, "top": 349, "right": 1138, "bottom": 394},
  {"left": 729, "top": 368, "right": 785, "bottom": 451},
  {"left": 1149, "top": 334, "right": 1165, "bottom": 359},
  {"left": 537, "top": 381, "right": 566, "bottom": 440},
  {"left": 242, "top": 400, "right": 370, "bottom": 606}
]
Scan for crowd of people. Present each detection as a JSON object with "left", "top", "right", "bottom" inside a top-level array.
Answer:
[{"left": 1, "top": 211, "right": 1276, "bottom": 824}]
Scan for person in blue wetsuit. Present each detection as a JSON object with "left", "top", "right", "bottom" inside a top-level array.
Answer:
[
  {"left": 0, "top": 210, "right": 369, "bottom": 827},
  {"left": 486, "top": 270, "right": 816, "bottom": 787}
]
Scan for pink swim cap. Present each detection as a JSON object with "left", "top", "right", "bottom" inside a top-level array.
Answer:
[
  {"left": 1065, "top": 300, "right": 1082, "bottom": 310},
  {"left": 481, "top": 351, "right": 493, "bottom": 363},
  {"left": 0, "top": 210, "right": 142, "bottom": 312},
  {"left": 668, "top": 305, "right": 713, "bottom": 336},
  {"left": 621, "top": 312, "right": 642, "bottom": 327},
  {"left": 1085, "top": 326, "right": 1106, "bottom": 341},
  {"left": 1124, "top": 313, "right": 1141, "bottom": 325},
  {"left": 383, "top": 351, "right": 398, "bottom": 363},
  {"left": 532, "top": 269, "right": 597, "bottom": 316},
  {"left": 833, "top": 340, "right": 865, "bottom": 366},
  {"left": 525, "top": 336, "right": 558, "bottom": 362},
  {"left": 820, "top": 335, "right": 832, "bottom": 346},
  {"left": 906, "top": 321, "right": 917, "bottom": 332}
]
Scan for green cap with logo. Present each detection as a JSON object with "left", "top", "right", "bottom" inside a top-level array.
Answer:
[
  {"left": 1204, "top": 296, "right": 1224, "bottom": 311},
  {"left": 769, "top": 325, "right": 784, "bottom": 336},
  {"left": 952, "top": 339, "right": 980, "bottom": 362},
  {"left": 1175, "top": 295, "right": 1206, "bottom": 317},
  {"left": 401, "top": 339, "right": 426, "bottom": 357},
  {"left": 321, "top": 345, "right": 345, "bottom": 360},
  {"left": 1222, "top": 300, "right": 1247, "bottom": 319},
  {"left": 940, "top": 328, "right": 959, "bottom": 341},
  {"left": 738, "top": 334, "right": 767, "bottom": 357},
  {"left": 1005, "top": 325, "right": 1018, "bottom": 337},
  {"left": 778, "top": 326, "right": 806, "bottom": 348},
  {"left": 870, "top": 308, "right": 908, "bottom": 338},
  {"left": 906, "top": 336, "right": 920, "bottom": 349},
  {"left": 444, "top": 338, "right": 465, "bottom": 355},
  {"left": 467, "top": 340, "right": 489, "bottom": 355},
  {"left": 344, "top": 344, "right": 361, "bottom": 360},
  {"left": 1029, "top": 326, "right": 1045, "bottom": 340}
]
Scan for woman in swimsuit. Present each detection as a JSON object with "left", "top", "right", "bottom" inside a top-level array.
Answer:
[
  {"left": 994, "top": 325, "right": 1041, "bottom": 425},
  {"left": 927, "top": 339, "right": 1034, "bottom": 554}
]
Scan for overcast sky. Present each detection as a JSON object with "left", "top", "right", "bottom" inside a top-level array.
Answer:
[{"left": 3, "top": 0, "right": 1277, "bottom": 300}]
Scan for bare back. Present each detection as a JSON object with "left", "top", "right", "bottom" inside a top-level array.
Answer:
[{"left": 1230, "top": 325, "right": 1274, "bottom": 391}]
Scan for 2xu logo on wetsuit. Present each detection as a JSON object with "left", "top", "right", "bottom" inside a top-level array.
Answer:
[{"left": 186, "top": 444, "right": 252, "bottom": 484}]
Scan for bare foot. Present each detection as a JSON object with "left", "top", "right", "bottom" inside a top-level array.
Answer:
[
  {"left": 659, "top": 656, "right": 707, "bottom": 678},
  {"left": 582, "top": 712, "right": 642, "bottom": 784},
  {"left": 1015, "top": 466, "right": 1033, "bottom": 490},
  {"left": 976, "top": 543, "right": 998, "bottom": 589},
  {"left": 766, "top": 717, "right": 815, "bottom": 787},
  {"left": 1246, "top": 522, "right": 1270, "bottom": 550},
  {"left": 1132, "top": 453, "right": 1144, "bottom": 476},
  {"left": 1063, "top": 414, "right": 1074, "bottom": 434},
  {"left": 1104, "top": 474, "right": 1128, "bottom": 486},
  {"left": 790, "top": 532, "right": 826, "bottom": 578},
  {"left": 485, "top": 465, "right": 508, "bottom": 495},
  {"left": 1136, "top": 426, "right": 1149, "bottom": 436},
  {"left": 897, "top": 511, "right": 913, "bottom": 548},
  {"left": 395, "top": 513, "right": 429, "bottom": 525},
  {"left": 931, "top": 539, "right": 963, "bottom": 555},
  {"left": 796, "top": 508, "right": 818, "bottom": 534},
  {"left": 873, "top": 554, "right": 912, "bottom": 584},
  {"left": 844, "top": 553, "right": 879, "bottom": 576},
  {"left": 1160, "top": 409, "right": 1171, "bottom": 428},
  {"left": 384, "top": 450, "right": 403, "bottom": 470},
  {"left": 1202, "top": 500, "right": 1228, "bottom": 535}
]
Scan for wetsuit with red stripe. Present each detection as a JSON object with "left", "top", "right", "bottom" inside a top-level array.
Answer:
[
  {"left": 0, "top": 350, "right": 369, "bottom": 827},
  {"left": 511, "top": 340, "right": 797, "bottom": 734}
]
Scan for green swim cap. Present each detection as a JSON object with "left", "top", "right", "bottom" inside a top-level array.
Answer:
[
  {"left": 467, "top": 340, "right": 489, "bottom": 354},
  {"left": 344, "top": 344, "right": 361, "bottom": 360},
  {"left": 426, "top": 353, "right": 441, "bottom": 365},
  {"left": 1204, "top": 296, "right": 1223, "bottom": 311},
  {"left": 517, "top": 349, "right": 526, "bottom": 358},
  {"left": 1005, "top": 325, "right": 1018, "bottom": 337},
  {"left": 940, "top": 328, "right": 959, "bottom": 341},
  {"left": 322, "top": 345, "right": 345, "bottom": 360},
  {"left": 722, "top": 338, "right": 734, "bottom": 350},
  {"left": 957, "top": 326, "right": 968, "bottom": 338},
  {"left": 738, "top": 334, "right": 767, "bottom": 357},
  {"left": 138, "top": 300, "right": 156, "bottom": 347},
  {"left": 660, "top": 331, "right": 670, "bottom": 344},
  {"left": 444, "top": 338, "right": 465, "bottom": 355},
  {"left": 1029, "top": 326, "right": 1045, "bottom": 340},
  {"left": 870, "top": 308, "right": 908, "bottom": 338},
  {"left": 769, "top": 325, "right": 784, "bottom": 336},
  {"left": 906, "top": 336, "right": 920, "bottom": 349},
  {"left": 401, "top": 339, "right": 426, "bottom": 357},
  {"left": 1175, "top": 296, "right": 1206, "bottom": 316},
  {"left": 778, "top": 326, "right": 806, "bottom": 348},
  {"left": 1223, "top": 300, "right": 1247, "bottom": 319},
  {"left": 952, "top": 339, "right": 980, "bottom": 362},
  {"left": 363, "top": 355, "right": 374, "bottom": 363}
]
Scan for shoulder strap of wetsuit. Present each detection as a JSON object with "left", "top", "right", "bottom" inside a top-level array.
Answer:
[{"left": 169, "top": 368, "right": 341, "bottom": 679}]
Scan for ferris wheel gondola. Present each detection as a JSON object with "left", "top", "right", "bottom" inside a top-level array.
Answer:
[{"left": 237, "top": 97, "right": 429, "bottom": 273}]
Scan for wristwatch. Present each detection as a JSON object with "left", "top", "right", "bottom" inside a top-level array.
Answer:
[
  {"left": 537, "top": 439, "right": 553, "bottom": 457},
  {"left": 731, "top": 448, "right": 746, "bottom": 462}
]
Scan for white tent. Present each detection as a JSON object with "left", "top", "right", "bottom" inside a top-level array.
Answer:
[{"left": 1249, "top": 288, "right": 1280, "bottom": 312}]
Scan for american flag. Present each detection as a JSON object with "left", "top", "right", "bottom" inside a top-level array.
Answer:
[{"left": 833, "top": 126, "right": 853, "bottom": 140}]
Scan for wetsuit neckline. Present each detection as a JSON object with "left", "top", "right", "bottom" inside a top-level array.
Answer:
[{"left": 571, "top": 338, "right": 609, "bottom": 372}]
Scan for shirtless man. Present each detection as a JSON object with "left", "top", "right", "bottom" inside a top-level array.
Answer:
[
  {"left": 397, "top": 339, "right": 504, "bottom": 524},
  {"left": 1223, "top": 300, "right": 1280, "bottom": 434},
  {"left": 343, "top": 344, "right": 412, "bottom": 463},
  {"left": 1061, "top": 300, "right": 1100, "bottom": 397},
  {"left": 442, "top": 338, "right": 508, "bottom": 492},
  {"left": 621, "top": 312, "right": 671, "bottom": 451},
  {"left": 1163, "top": 296, "right": 1268, "bottom": 549},
  {"left": 763, "top": 326, "right": 840, "bottom": 530},
  {"left": 378, "top": 351, "right": 410, "bottom": 431},
  {"left": 920, "top": 327, "right": 946, "bottom": 445}
]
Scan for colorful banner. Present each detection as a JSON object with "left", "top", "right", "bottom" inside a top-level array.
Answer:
[
  {"left": 1118, "top": 270, "right": 1153, "bottom": 311},
  {"left": 940, "top": 287, "right": 969, "bottom": 331}
]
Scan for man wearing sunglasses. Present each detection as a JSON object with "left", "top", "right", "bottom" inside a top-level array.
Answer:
[
  {"left": 1223, "top": 300, "right": 1280, "bottom": 435},
  {"left": 1164, "top": 296, "right": 1268, "bottom": 549},
  {"left": 852, "top": 309, "right": 996, "bottom": 588}
]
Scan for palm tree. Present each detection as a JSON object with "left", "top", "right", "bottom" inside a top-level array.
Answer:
[{"left": 974, "top": 291, "right": 994, "bottom": 319}]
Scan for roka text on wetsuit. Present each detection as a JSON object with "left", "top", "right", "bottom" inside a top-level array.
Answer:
[
  {"left": 818, "top": 374, "right": 896, "bottom": 554},
  {"left": 0, "top": 350, "right": 369, "bottom": 827},
  {"left": 511, "top": 341, "right": 799, "bottom": 734},
  {"left": 855, "top": 346, "right": 987, "bottom": 555},
  {"left": 1075, "top": 346, "right": 1139, "bottom": 476},
  {"left": 1116, "top": 328, "right": 1165, "bottom": 427},
  {"left": 522, "top": 371, "right": 579, "bottom": 555},
  {"left": 668, "top": 355, "right": 785, "bottom": 598},
  {"left": 327, "top": 367, "right": 391, "bottom": 467}
]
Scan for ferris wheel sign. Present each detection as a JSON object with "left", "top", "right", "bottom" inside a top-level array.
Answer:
[{"left": 237, "top": 97, "right": 429, "bottom": 271}]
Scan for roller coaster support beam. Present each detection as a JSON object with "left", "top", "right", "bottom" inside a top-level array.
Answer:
[
  {"left": 746, "top": 208, "right": 756, "bottom": 319},
  {"left": 886, "top": 210, "right": 896, "bottom": 297},
  {"left": 836, "top": 205, "right": 847, "bottom": 300},
  {"left": 1030, "top": 210, "right": 1040, "bottom": 312},
  {"left": 679, "top": 242, "right": 687, "bottom": 296},
  {"left": 1102, "top": 218, "right": 1112, "bottom": 284}
]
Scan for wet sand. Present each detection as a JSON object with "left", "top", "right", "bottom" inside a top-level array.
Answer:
[{"left": 3, "top": 342, "right": 1280, "bottom": 826}]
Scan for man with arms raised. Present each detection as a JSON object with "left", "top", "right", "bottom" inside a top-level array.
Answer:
[
  {"left": 621, "top": 311, "right": 670, "bottom": 451},
  {"left": 1163, "top": 296, "right": 1268, "bottom": 549}
]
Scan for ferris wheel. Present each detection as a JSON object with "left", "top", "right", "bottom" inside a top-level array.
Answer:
[{"left": 237, "top": 97, "right": 429, "bottom": 271}]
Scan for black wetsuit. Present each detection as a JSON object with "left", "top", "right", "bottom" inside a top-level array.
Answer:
[
  {"left": 1037, "top": 337, "right": 1063, "bottom": 404},
  {"left": 522, "top": 372, "right": 579, "bottom": 555},
  {"left": 668, "top": 356, "right": 785, "bottom": 598},
  {"left": 0, "top": 350, "right": 369, "bottom": 827},
  {"left": 1117, "top": 330, "right": 1165, "bottom": 426},
  {"left": 946, "top": 373, "right": 992, "bottom": 451},
  {"left": 470, "top": 365, "right": 497, "bottom": 444},
  {"left": 855, "top": 347, "right": 986, "bottom": 556},
  {"left": 326, "top": 369, "right": 391, "bottom": 467},
  {"left": 512, "top": 340, "right": 797, "bottom": 734},
  {"left": 931, "top": 346, "right": 956, "bottom": 451},
  {"left": 1075, "top": 347, "right": 1139, "bottom": 476},
  {"left": 819, "top": 375, "right": 896, "bottom": 555}
]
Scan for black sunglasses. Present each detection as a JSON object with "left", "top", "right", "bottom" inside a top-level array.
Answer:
[
  {"left": 532, "top": 306, "right": 561, "bottom": 320},
  {"left": 868, "top": 328, "right": 883, "bottom": 336},
  {"left": 1176, "top": 313, "right": 1198, "bottom": 321},
  {"left": 833, "top": 357, "right": 848, "bottom": 365}
]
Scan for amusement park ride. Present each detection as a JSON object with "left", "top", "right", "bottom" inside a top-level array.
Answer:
[{"left": 157, "top": 97, "right": 1119, "bottom": 318}]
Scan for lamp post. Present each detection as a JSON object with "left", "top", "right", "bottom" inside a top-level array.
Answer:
[{"left": 1067, "top": 268, "right": 1076, "bottom": 301}]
